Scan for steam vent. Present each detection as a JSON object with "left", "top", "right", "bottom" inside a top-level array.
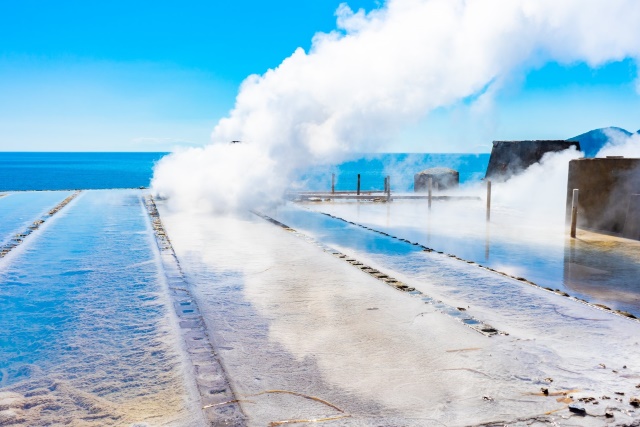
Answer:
[
  {"left": 485, "top": 140, "right": 580, "bottom": 181},
  {"left": 414, "top": 167, "right": 459, "bottom": 192},
  {"left": 566, "top": 157, "right": 640, "bottom": 240}
]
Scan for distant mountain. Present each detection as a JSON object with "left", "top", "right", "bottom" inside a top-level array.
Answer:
[{"left": 568, "top": 127, "right": 633, "bottom": 157}]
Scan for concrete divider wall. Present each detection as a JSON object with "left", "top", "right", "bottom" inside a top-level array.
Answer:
[{"left": 566, "top": 158, "right": 640, "bottom": 239}]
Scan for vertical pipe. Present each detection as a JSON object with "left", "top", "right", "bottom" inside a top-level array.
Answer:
[
  {"left": 486, "top": 180, "right": 492, "bottom": 222},
  {"left": 428, "top": 177, "right": 432, "bottom": 210},
  {"left": 484, "top": 224, "right": 490, "bottom": 261},
  {"left": 570, "top": 188, "right": 579, "bottom": 238},
  {"left": 357, "top": 174, "right": 361, "bottom": 196},
  {"left": 386, "top": 175, "right": 391, "bottom": 201},
  {"left": 331, "top": 173, "right": 335, "bottom": 194}
]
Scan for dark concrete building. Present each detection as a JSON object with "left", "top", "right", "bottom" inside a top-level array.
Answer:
[
  {"left": 414, "top": 167, "right": 459, "bottom": 192},
  {"left": 566, "top": 157, "right": 640, "bottom": 240},
  {"left": 485, "top": 140, "right": 580, "bottom": 181}
]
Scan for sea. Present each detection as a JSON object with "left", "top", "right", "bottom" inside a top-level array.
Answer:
[
  {"left": 0, "top": 152, "right": 490, "bottom": 191},
  {"left": 0, "top": 152, "right": 168, "bottom": 191}
]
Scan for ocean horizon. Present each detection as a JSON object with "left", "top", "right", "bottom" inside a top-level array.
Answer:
[{"left": 0, "top": 152, "right": 490, "bottom": 192}]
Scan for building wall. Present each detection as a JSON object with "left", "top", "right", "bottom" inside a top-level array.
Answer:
[
  {"left": 485, "top": 140, "right": 579, "bottom": 181},
  {"left": 414, "top": 168, "right": 459, "bottom": 192},
  {"left": 566, "top": 158, "right": 640, "bottom": 239}
]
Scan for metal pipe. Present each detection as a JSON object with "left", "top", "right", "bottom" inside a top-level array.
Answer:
[
  {"left": 357, "top": 174, "right": 361, "bottom": 195},
  {"left": 570, "top": 188, "right": 579, "bottom": 238},
  {"left": 486, "top": 180, "right": 492, "bottom": 222},
  {"left": 386, "top": 175, "right": 391, "bottom": 201},
  {"left": 331, "top": 173, "right": 335, "bottom": 194}
]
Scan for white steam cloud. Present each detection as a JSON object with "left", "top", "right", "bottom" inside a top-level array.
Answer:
[
  {"left": 486, "top": 129, "right": 640, "bottom": 226},
  {"left": 153, "top": 0, "right": 640, "bottom": 212},
  {"left": 598, "top": 129, "right": 640, "bottom": 158},
  {"left": 492, "top": 147, "right": 582, "bottom": 223}
]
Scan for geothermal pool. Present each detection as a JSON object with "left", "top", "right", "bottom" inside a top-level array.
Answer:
[{"left": 2, "top": 189, "right": 640, "bottom": 426}]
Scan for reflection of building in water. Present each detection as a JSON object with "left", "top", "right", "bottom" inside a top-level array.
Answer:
[
  {"left": 566, "top": 158, "right": 640, "bottom": 240},
  {"left": 563, "top": 232, "right": 640, "bottom": 309}
]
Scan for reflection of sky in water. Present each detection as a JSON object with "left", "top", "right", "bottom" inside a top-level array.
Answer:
[
  {"left": 159, "top": 205, "right": 640, "bottom": 426},
  {"left": 0, "top": 191, "right": 73, "bottom": 245},
  {"left": 273, "top": 202, "right": 640, "bottom": 316},
  {"left": 0, "top": 190, "right": 198, "bottom": 426}
]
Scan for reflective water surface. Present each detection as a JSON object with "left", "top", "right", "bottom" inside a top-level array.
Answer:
[
  {"left": 0, "top": 190, "right": 201, "bottom": 426},
  {"left": 159, "top": 203, "right": 640, "bottom": 426},
  {"left": 296, "top": 200, "right": 640, "bottom": 316},
  {"left": 0, "top": 191, "right": 73, "bottom": 245},
  {"left": 3, "top": 190, "right": 639, "bottom": 426}
]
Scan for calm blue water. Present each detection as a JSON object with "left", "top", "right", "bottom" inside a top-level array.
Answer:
[
  {"left": 0, "top": 190, "right": 194, "bottom": 424},
  {"left": 0, "top": 152, "right": 168, "bottom": 191},
  {"left": 273, "top": 204, "right": 640, "bottom": 316},
  {"left": 301, "top": 153, "right": 490, "bottom": 192},
  {"left": 0, "top": 152, "right": 490, "bottom": 191},
  {"left": 0, "top": 191, "right": 73, "bottom": 245}
]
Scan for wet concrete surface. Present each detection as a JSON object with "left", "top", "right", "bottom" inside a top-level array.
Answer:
[
  {"left": 299, "top": 200, "right": 640, "bottom": 316},
  {"left": 158, "top": 202, "right": 640, "bottom": 426}
]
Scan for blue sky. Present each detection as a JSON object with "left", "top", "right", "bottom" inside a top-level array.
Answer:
[{"left": 1, "top": 0, "right": 638, "bottom": 152}]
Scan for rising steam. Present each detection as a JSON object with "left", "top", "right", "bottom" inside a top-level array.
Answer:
[
  {"left": 153, "top": 0, "right": 640, "bottom": 212},
  {"left": 598, "top": 128, "right": 640, "bottom": 158},
  {"left": 487, "top": 128, "right": 640, "bottom": 226}
]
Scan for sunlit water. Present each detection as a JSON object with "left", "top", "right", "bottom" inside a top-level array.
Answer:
[
  {"left": 0, "top": 191, "right": 73, "bottom": 245},
  {"left": 159, "top": 202, "right": 640, "bottom": 426},
  {"left": 287, "top": 200, "right": 640, "bottom": 315},
  {"left": 0, "top": 190, "right": 201, "bottom": 426},
  {"left": 2, "top": 189, "right": 640, "bottom": 426},
  {"left": 300, "top": 153, "right": 490, "bottom": 191},
  {"left": 0, "top": 153, "right": 167, "bottom": 191}
]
